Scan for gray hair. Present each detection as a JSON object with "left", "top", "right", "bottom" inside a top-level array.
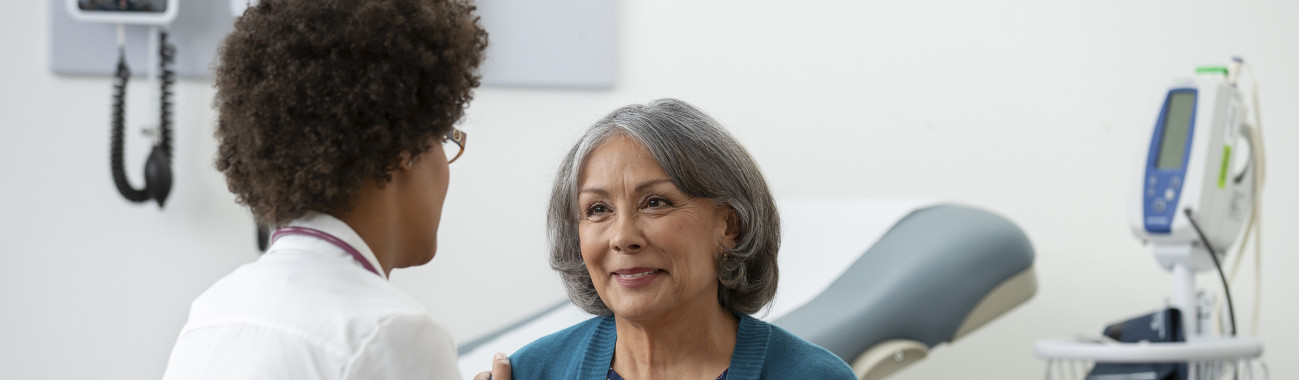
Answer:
[{"left": 547, "top": 98, "right": 780, "bottom": 316}]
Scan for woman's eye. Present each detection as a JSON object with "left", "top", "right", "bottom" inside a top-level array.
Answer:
[
  {"left": 645, "top": 196, "right": 671, "bottom": 208},
  {"left": 586, "top": 204, "right": 609, "bottom": 217}
]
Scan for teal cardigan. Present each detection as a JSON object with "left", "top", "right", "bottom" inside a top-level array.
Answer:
[{"left": 509, "top": 314, "right": 856, "bottom": 379}]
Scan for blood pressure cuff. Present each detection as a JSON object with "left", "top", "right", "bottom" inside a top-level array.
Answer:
[{"left": 1086, "top": 308, "right": 1187, "bottom": 380}]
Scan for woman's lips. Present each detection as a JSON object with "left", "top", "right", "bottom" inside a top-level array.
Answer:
[{"left": 613, "top": 268, "right": 663, "bottom": 288}]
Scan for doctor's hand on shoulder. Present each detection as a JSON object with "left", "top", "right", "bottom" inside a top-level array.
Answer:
[{"left": 473, "top": 352, "right": 512, "bottom": 380}]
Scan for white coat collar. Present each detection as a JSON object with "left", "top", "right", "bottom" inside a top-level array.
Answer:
[{"left": 271, "top": 212, "right": 388, "bottom": 280}]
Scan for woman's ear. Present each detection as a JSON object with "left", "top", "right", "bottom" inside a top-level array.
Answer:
[
  {"left": 397, "top": 151, "right": 414, "bottom": 171},
  {"left": 721, "top": 204, "right": 741, "bottom": 250}
]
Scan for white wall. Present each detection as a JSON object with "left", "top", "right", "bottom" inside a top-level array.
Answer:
[{"left": 2, "top": 0, "right": 1296, "bottom": 379}]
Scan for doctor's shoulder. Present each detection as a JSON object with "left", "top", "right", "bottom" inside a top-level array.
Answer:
[
  {"left": 507, "top": 316, "right": 608, "bottom": 379},
  {"left": 341, "top": 311, "right": 462, "bottom": 380},
  {"left": 189, "top": 259, "right": 462, "bottom": 378}
]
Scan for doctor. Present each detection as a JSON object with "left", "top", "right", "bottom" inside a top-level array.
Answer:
[{"left": 161, "top": 0, "right": 507, "bottom": 378}]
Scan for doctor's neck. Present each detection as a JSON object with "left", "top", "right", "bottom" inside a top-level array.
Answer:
[{"left": 332, "top": 181, "right": 416, "bottom": 278}]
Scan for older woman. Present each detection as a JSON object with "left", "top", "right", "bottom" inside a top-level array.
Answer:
[{"left": 507, "top": 99, "right": 855, "bottom": 379}]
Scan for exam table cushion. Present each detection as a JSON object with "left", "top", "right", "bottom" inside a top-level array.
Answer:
[{"left": 773, "top": 204, "right": 1035, "bottom": 362}]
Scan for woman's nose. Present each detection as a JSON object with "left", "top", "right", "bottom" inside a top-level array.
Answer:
[{"left": 610, "top": 214, "right": 645, "bottom": 253}]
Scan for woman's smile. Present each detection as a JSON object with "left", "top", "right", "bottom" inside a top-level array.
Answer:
[{"left": 612, "top": 267, "right": 664, "bottom": 288}]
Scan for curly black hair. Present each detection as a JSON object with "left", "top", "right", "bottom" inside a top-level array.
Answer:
[{"left": 213, "top": 0, "right": 487, "bottom": 226}]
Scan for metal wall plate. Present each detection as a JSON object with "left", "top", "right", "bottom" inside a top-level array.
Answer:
[
  {"left": 48, "top": 0, "right": 232, "bottom": 79},
  {"left": 48, "top": 0, "right": 617, "bottom": 89}
]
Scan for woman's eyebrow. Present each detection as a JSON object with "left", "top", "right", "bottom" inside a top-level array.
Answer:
[
  {"left": 634, "top": 178, "right": 673, "bottom": 192},
  {"left": 580, "top": 178, "right": 673, "bottom": 196}
]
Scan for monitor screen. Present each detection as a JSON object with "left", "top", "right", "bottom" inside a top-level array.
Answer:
[
  {"left": 78, "top": 0, "right": 167, "bottom": 12},
  {"left": 1156, "top": 92, "right": 1196, "bottom": 170}
]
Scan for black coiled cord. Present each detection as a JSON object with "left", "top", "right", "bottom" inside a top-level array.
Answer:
[
  {"left": 158, "top": 31, "right": 175, "bottom": 160},
  {"left": 110, "top": 46, "right": 150, "bottom": 203},
  {"left": 109, "top": 30, "right": 175, "bottom": 207}
]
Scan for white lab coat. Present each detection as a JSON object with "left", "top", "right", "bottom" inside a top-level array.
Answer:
[{"left": 162, "top": 213, "right": 461, "bottom": 380}]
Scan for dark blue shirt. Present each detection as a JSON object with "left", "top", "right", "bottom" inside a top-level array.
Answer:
[
  {"left": 607, "top": 367, "right": 728, "bottom": 380},
  {"left": 509, "top": 314, "right": 856, "bottom": 380}
]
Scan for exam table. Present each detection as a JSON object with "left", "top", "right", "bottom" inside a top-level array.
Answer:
[{"left": 458, "top": 200, "right": 1037, "bottom": 380}]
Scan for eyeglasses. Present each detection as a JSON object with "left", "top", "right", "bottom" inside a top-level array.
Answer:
[{"left": 442, "top": 128, "right": 467, "bottom": 164}]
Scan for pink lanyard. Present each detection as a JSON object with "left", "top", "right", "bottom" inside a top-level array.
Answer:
[{"left": 270, "top": 226, "right": 382, "bottom": 277}]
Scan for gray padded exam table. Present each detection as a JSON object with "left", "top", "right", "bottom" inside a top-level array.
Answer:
[{"left": 458, "top": 200, "right": 1037, "bottom": 380}]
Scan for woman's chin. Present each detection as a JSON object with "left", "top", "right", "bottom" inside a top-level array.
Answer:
[
  {"left": 611, "top": 306, "right": 664, "bottom": 322},
  {"left": 397, "top": 245, "right": 436, "bottom": 269},
  {"left": 413, "top": 251, "right": 436, "bottom": 266},
  {"left": 417, "top": 240, "right": 438, "bottom": 263},
  {"left": 606, "top": 296, "right": 664, "bottom": 320}
]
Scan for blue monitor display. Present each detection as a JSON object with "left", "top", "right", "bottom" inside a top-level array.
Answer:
[{"left": 1156, "top": 92, "right": 1196, "bottom": 170}]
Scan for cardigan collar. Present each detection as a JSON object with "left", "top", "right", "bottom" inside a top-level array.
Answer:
[{"left": 579, "top": 313, "right": 771, "bottom": 379}]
